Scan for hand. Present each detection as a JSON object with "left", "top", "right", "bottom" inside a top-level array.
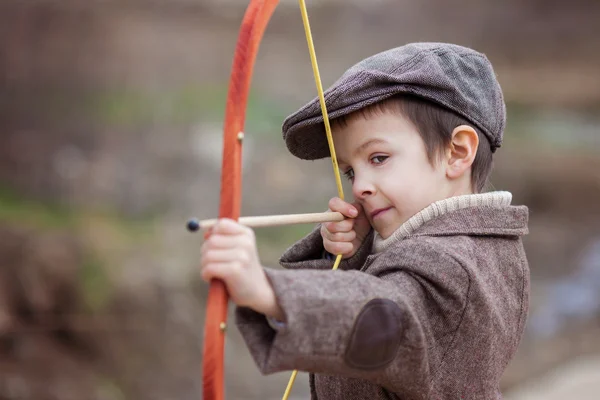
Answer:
[
  {"left": 321, "top": 197, "right": 371, "bottom": 259},
  {"left": 200, "top": 219, "right": 283, "bottom": 320}
]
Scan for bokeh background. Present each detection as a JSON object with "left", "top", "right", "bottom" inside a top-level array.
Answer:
[{"left": 1, "top": 0, "right": 600, "bottom": 399}]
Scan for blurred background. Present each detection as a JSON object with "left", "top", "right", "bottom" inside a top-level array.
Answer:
[{"left": 1, "top": 0, "right": 599, "bottom": 399}]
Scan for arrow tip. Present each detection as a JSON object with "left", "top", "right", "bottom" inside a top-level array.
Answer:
[{"left": 186, "top": 218, "right": 200, "bottom": 232}]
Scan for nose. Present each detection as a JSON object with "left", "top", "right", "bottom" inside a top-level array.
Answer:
[{"left": 352, "top": 173, "right": 376, "bottom": 200}]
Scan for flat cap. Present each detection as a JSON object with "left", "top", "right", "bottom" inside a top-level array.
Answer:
[{"left": 282, "top": 42, "right": 506, "bottom": 160}]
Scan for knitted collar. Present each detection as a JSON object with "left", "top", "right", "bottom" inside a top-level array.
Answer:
[{"left": 372, "top": 191, "right": 513, "bottom": 253}]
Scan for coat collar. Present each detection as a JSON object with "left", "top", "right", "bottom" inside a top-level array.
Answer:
[{"left": 372, "top": 191, "right": 528, "bottom": 253}]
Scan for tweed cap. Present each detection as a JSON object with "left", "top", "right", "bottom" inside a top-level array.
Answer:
[{"left": 282, "top": 42, "right": 506, "bottom": 160}]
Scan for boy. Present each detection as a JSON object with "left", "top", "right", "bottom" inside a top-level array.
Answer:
[{"left": 200, "top": 43, "right": 530, "bottom": 399}]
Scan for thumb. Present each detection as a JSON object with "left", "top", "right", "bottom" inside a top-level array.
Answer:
[
  {"left": 351, "top": 202, "right": 371, "bottom": 226},
  {"left": 350, "top": 201, "right": 366, "bottom": 217},
  {"left": 348, "top": 202, "right": 371, "bottom": 247}
]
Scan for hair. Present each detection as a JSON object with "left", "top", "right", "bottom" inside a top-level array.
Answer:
[{"left": 331, "top": 95, "right": 494, "bottom": 193}]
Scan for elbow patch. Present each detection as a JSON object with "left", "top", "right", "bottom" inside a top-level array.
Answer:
[{"left": 344, "top": 298, "right": 403, "bottom": 370}]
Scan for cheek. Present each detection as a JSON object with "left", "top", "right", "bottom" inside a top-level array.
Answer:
[
  {"left": 383, "top": 161, "right": 439, "bottom": 204},
  {"left": 413, "top": 156, "right": 444, "bottom": 184}
]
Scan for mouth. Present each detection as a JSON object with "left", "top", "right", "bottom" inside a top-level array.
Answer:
[{"left": 370, "top": 207, "right": 392, "bottom": 219}]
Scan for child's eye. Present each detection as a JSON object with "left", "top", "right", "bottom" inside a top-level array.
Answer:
[
  {"left": 371, "top": 155, "right": 388, "bottom": 164},
  {"left": 343, "top": 168, "right": 354, "bottom": 181}
]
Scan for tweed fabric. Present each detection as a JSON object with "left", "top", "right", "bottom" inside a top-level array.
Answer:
[
  {"left": 235, "top": 199, "right": 530, "bottom": 399},
  {"left": 373, "top": 191, "right": 512, "bottom": 253},
  {"left": 282, "top": 42, "right": 506, "bottom": 160}
]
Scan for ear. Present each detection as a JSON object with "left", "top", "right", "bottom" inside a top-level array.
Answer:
[{"left": 445, "top": 125, "right": 478, "bottom": 180}]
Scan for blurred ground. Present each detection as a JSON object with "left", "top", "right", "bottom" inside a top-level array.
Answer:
[
  {"left": 507, "top": 355, "right": 600, "bottom": 400},
  {"left": 1, "top": 1, "right": 600, "bottom": 399}
]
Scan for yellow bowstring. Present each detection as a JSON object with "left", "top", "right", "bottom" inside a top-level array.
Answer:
[{"left": 282, "top": 1, "right": 345, "bottom": 398}]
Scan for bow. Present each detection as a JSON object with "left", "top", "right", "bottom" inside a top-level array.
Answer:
[
  {"left": 199, "top": 1, "right": 344, "bottom": 398},
  {"left": 201, "top": 1, "right": 280, "bottom": 399}
]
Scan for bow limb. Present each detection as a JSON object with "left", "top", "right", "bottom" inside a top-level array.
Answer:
[{"left": 203, "top": 1, "right": 280, "bottom": 400}]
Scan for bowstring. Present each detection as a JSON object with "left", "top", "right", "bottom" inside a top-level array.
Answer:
[{"left": 282, "top": 1, "right": 345, "bottom": 398}]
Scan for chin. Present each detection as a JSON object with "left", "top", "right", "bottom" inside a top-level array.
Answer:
[
  {"left": 376, "top": 228, "right": 393, "bottom": 240},
  {"left": 377, "top": 220, "right": 404, "bottom": 239}
]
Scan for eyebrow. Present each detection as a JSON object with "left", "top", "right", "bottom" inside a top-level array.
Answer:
[{"left": 352, "top": 138, "right": 388, "bottom": 158}]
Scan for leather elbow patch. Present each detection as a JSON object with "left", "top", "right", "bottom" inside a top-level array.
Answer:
[{"left": 344, "top": 298, "right": 403, "bottom": 370}]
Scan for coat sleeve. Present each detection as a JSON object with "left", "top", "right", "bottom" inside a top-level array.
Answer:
[
  {"left": 234, "top": 241, "right": 470, "bottom": 392},
  {"left": 277, "top": 224, "right": 375, "bottom": 271}
]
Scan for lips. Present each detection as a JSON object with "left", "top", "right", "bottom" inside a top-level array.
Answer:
[{"left": 370, "top": 207, "right": 392, "bottom": 219}]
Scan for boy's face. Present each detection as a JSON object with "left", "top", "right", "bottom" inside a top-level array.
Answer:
[{"left": 333, "top": 112, "right": 451, "bottom": 239}]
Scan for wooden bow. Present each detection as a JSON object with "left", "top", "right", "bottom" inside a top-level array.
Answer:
[
  {"left": 201, "top": 1, "right": 280, "bottom": 399},
  {"left": 200, "top": 1, "right": 343, "bottom": 398}
]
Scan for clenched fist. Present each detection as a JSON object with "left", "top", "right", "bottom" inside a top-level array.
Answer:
[
  {"left": 200, "top": 219, "right": 283, "bottom": 320},
  {"left": 321, "top": 197, "right": 371, "bottom": 259}
]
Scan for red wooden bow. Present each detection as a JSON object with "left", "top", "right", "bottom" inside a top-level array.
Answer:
[{"left": 202, "top": 1, "right": 280, "bottom": 399}]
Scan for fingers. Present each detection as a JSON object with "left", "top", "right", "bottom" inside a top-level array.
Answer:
[
  {"left": 201, "top": 248, "right": 250, "bottom": 265},
  {"left": 321, "top": 227, "right": 356, "bottom": 243},
  {"left": 201, "top": 243, "right": 250, "bottom": 283},
  {"left": 324, "top": 197, "right": 371, "bottom": 234},
  {"left": 201, "top": 260, "right": 242, "bottom": 283},
  {"left": 203, "top": 219, "right": 254, "bottom": 245},
  {"left": 201, "top": 219, "right": 254, "bottom": 281},
  {"left": 350, "top": 201, "right": 365, "bottom": 215},
  {"left": 350, "top": 201, "right": 371, "bottom": 226},
  {"left": 200, "top": 219, "right": 256, "bottom": 284},
  {"left": 328, "top": 197, "right": 358, "bottom": 218},
  {"left": 323, "top": 218, "right": 354, "bottom": 233},
  {"left": 325, "top": 197, "right": 360, "bottom": 233},
  {"left": 203, "top": 231, "right": 252, "bottom": 250},
  {"left": 211, "top": 218, "right": 253, "bottom": 236},
  {"left": 324, "top": 241, "right": 354, "bottom": 256},
  {"left": 322, "top": 197, "right": 370, "bottom": 258}
]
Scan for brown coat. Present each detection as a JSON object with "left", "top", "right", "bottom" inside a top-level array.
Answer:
[{"left": 235, "top": 203, "right": 530, "bottom": 399}]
